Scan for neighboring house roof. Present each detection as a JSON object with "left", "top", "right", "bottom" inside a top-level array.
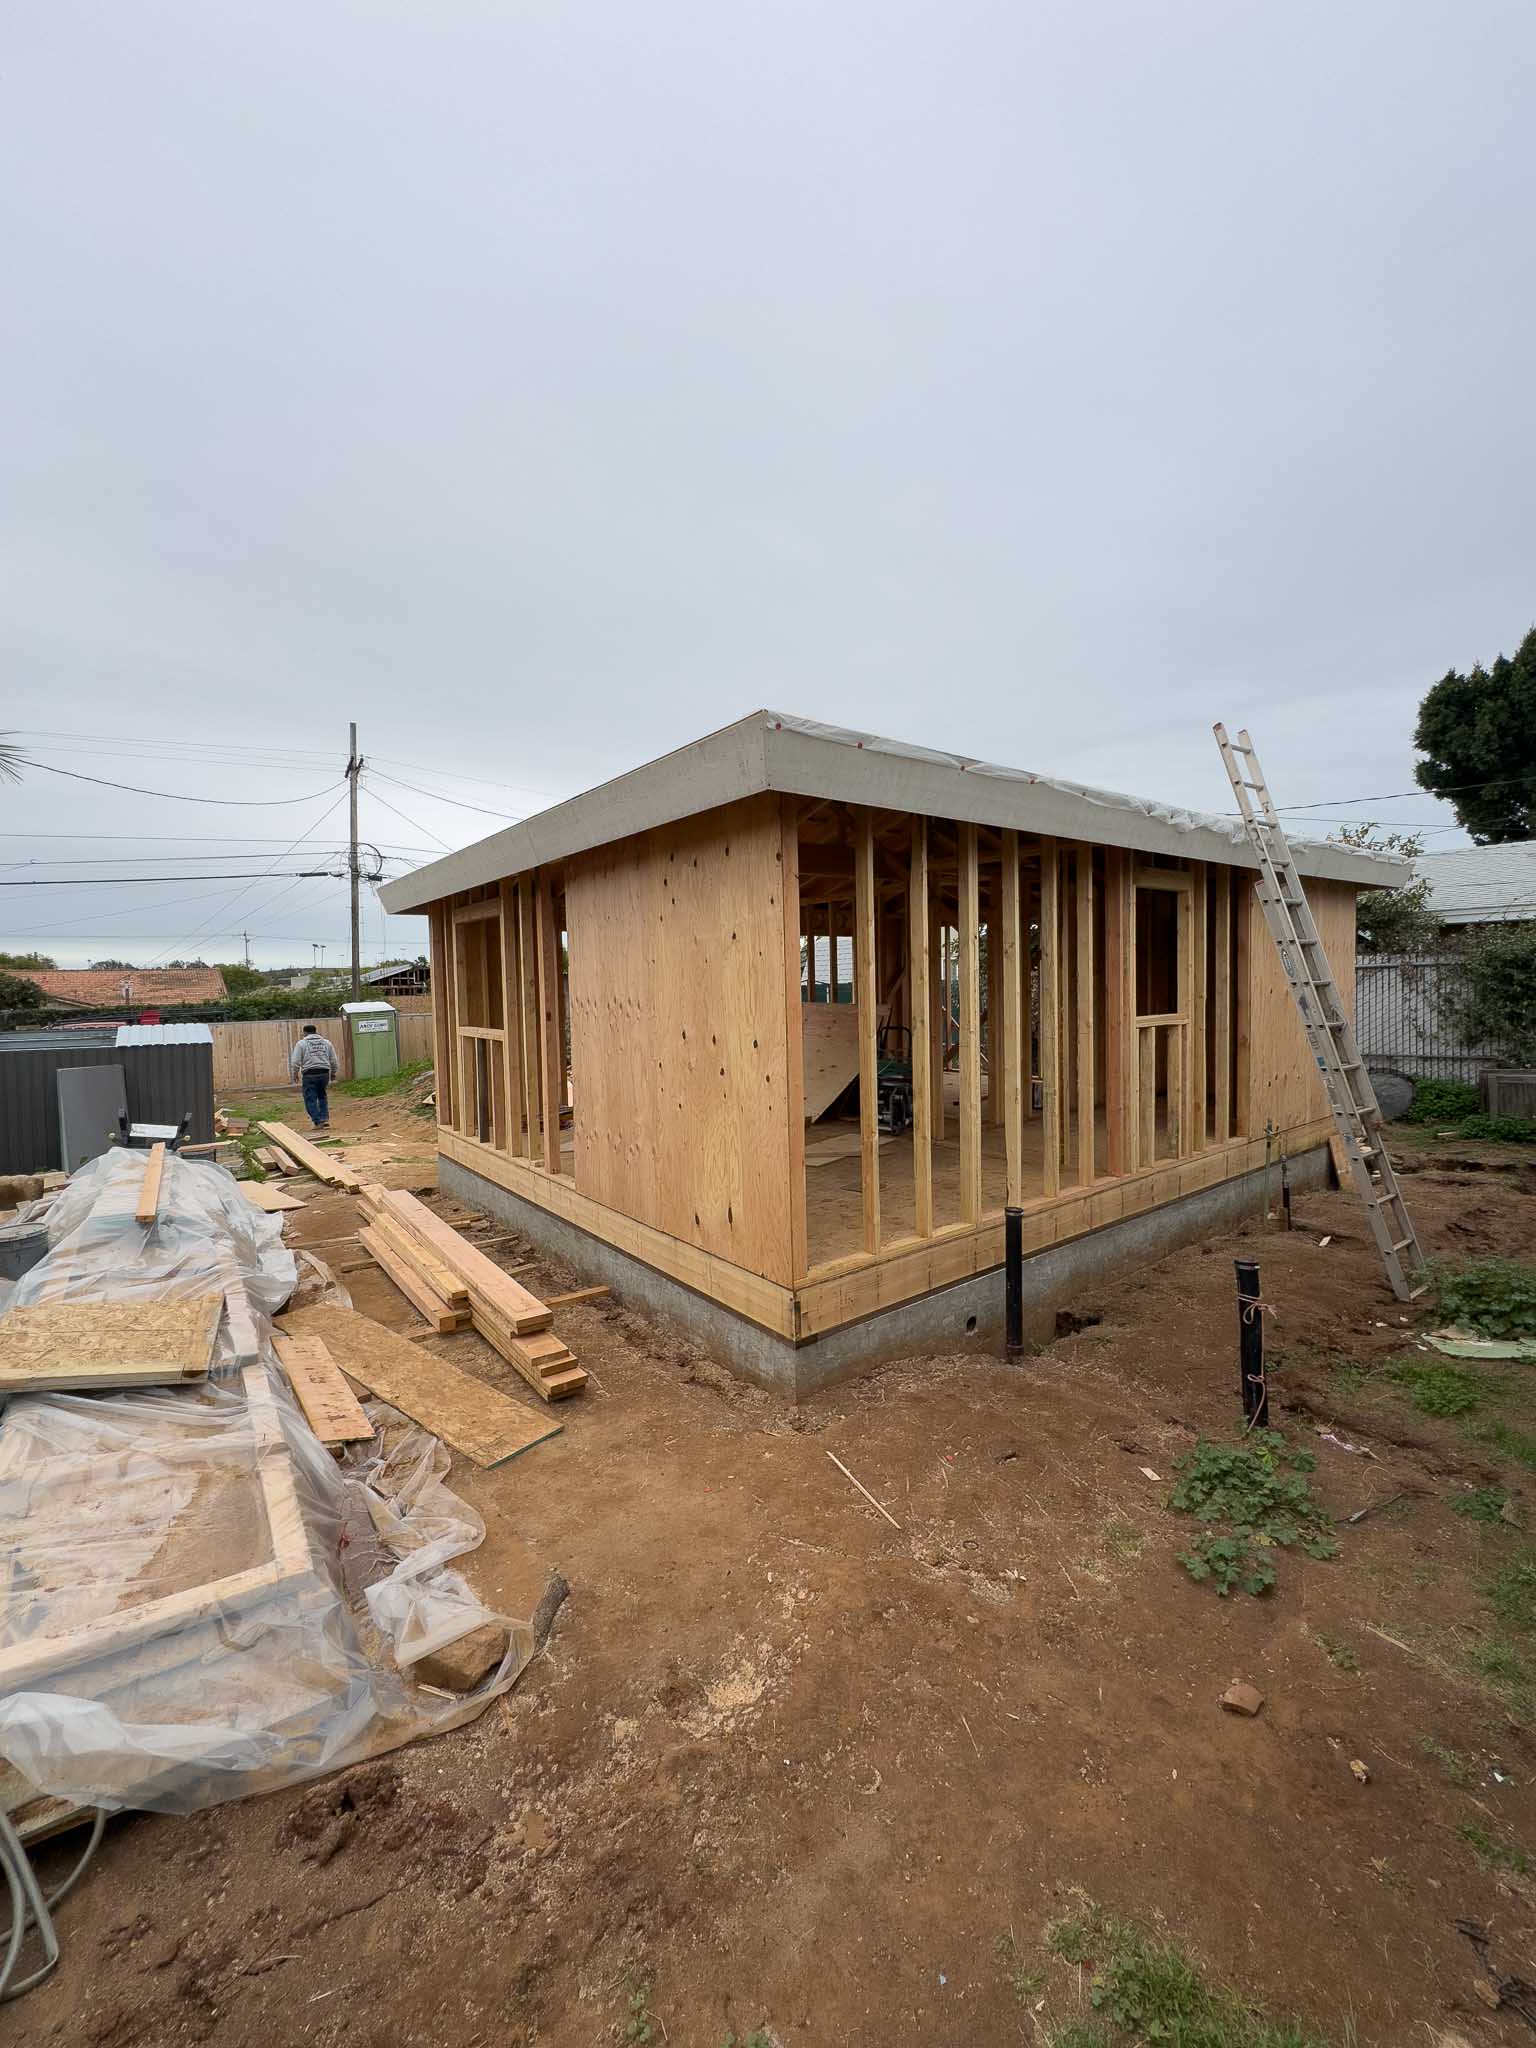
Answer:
[
  {"left": 17, "top": 967, "right": 229, "bottom": 1007},
  {"left": 1417, "top": 842, "right": 1536, "bottom": 926},
  {"left": 380, "top": 709, "right": 1402, "bottom": 912}
]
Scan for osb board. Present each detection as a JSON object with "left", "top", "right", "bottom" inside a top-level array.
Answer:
[
  {"left": 0, "top": 1292, "right": 223, "bottom": 1392},
  {"left": 564, "top": 792, "right": 798, "bottom": 1285},
  {"left": 279, "top": 1303, "right": 562, "bottom": 1468},
  {"left": 1243, "top": 876, "right": 1358, "bottom": 1139},
  {"left": 805, "top": 1127, "right": 895, "bottom": 1167},
  {"left": 240, "top": 1180, "right": 306, "bottom": 1213}
]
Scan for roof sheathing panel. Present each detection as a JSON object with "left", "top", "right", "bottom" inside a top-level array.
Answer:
[{"left": 379, "top": 709, "right": 1398, "bottom": 911}]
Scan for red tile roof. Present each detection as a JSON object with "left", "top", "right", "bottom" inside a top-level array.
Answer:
[{"left": 17, "top": 968, "right": 228, "bottom": 1007}]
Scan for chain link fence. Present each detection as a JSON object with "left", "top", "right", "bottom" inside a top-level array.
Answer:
[{"left": 1355, "top": 951, "right": 1490, "bottom": 1082}]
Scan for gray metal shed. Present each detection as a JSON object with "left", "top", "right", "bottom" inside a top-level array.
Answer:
[{"left": 0, "top": 1023, "right": 215, "bottom": 1174}]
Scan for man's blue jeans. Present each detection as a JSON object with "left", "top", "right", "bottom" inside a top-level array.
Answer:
[{"left": 301, "top": 1068, "right": 330, "bottom": 1128}]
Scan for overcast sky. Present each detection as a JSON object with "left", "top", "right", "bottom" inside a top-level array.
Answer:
[{"left": 3, "top": 0, "right": 1532, "bottom": 969}]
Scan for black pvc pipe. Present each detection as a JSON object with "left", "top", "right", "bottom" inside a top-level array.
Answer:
[
  {"left": 1005, "top": 1205, "right": 1024, "bottom": 1360},
  {"left": 1235, "top": 1257, "right": 1268, "bottom": 1428}
]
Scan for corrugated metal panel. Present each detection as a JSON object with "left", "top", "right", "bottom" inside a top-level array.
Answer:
[
  {"left": 114, "top": 1023, "right": 215, "bottom": 1047},
  {"left": 0, "top": 1031, "right": 215, "bottom": 1172},
  {"left": 0, "top": 1043, "right": 122, "bottom": 1172}
]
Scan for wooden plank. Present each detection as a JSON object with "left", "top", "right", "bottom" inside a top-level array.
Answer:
[
  {"left": 800, "top": 1003, "right": 864, "bottom": 1122},
  {"left": 239, "top": 1180, "right": 305, "bottom": 1213},
  {"left": 1138, "top": 1025, "right": 1156, "bottom": 1167},
  {"left": 854, "top": 809, "right": 880, "bottom": 1255},
  {"left": 781, "top": 800, "right": 808, "bottom": 1280},
  {"left": 1075, "top": 843, "right": 1095, "bottom": 1187},
  {"left": 279, "top": 1304, "right": 563, "bottom": 1466},
  {"left": 430, "top": 903, "right": 455, "bottom": 1130},
  {"left": 544, "top": 1285, "right": 609, "bottom": 1307},
  {"left": 357, "top": 1226, "right": 468, "bottom": 1334},
  {"left": 1213, "top": 865, "right": 1232, "bottom": 1142},
  {"left": 1167, "top": 1023, "right": 1185, "bottom": 1155},
  {"left": 1038, "top": 838, "right": 1060, "bottom": 1197},
  {"left": 1103, "top": 847, "right": 1129, "bottom": 1177},
  {"left": 135, "top": 1143, "right": 166, "bottom": 1226},
  {"left": 533, "top": 871, "right": 563, "bottom": 1173},
  {"left": 1135, "top": 867, "right": 1192, "bottom": 891},
  {"left": 909, "top": 817, "right": 933, "bottom": 1237},
  {"left": 253, "top": 1122, "right": 361, "bottom": 1192},
  {"left": 958, "top": 823, "right": 981, "bottom": 1224},
  {"left": 930, "top": 908, "right": 946, "bottom": 1144},
  {"left": 356, "top": 1195, "right": 470, "bottom": 1307},
  {"left": 1175, "top": 884, "right": 1194, "bottom": 1157},
  {"left": 1001, "top": 828, "right": 1023, "bottom": 1207},
  {"left": 451, "top": 898, "right": 502, "bottom": 924},
  {"left": 1189, "top": 863, "right": 1207, "bottom": 1152},
  {"left": 0, "top": 1292, "right": 222, "bottom": 1393},
  {"left": 272, "top": 1331, "right": 374, "bottom": 1446},
  {"left": 373, "top": 1188, "right": 554, "bottom": 1333}
]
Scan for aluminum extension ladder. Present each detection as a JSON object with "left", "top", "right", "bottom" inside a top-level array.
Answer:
[{"left": 1214, "top": 722, "right": 1428, "bottom": 1302}]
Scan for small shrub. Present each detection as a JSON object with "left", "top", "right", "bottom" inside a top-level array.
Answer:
[
  {"left": 1406, "top": 1078, "right": 1480, "bottom": 1125},
  {"left": 1435, "top": 1260, "right": 1536, "bottom": 1339},
  {"left": 1386, "top": 1359, "right": 1492, "bottom": 1417},
  {"left": 1179, "top": 1532, "right": 1277, "bottom": 1597},
  {"left": 1452, "top": 1487, "right": 1510, "bottom": 1522},
  {"left": 1317, "top": 1633, "right": 1359, "bottom": 1670},
  {"left": 1169, "top": 1433, "right": 1338, "bottom": 1595},
  {"left": 1057, "top": 1910, "right": 1331, "bottom": 2047},
  {"left": 1456, "top": 1113, "right": 1536, "bottom": 1143}
]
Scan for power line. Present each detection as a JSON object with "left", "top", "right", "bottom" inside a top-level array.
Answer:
[
  {"left": 22, "top": 760, "right": 344, "bottom": 806},
  {"left": 361, "top": 780, "right": 453, "bottom": 851},
  {"left": 0, "top": 871, "right": 340, "bottom": 887},
  {"left": 366, "top": 767, "right": 524, "bottom": 822},
  {"left": 144, "top": 791, "right": 349, "bottom": 965}
]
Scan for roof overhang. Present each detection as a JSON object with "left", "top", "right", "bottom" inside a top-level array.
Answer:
[{"left": 379, "top": 710, "right": 1402, "bottom": 912}]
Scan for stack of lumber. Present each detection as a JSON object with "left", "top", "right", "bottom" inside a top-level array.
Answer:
[
  {"left": 356, "top": 1186, "right": 586, "bottom": 1401},
  {"left": 253, "top": 1121, "right": 362, "bottom": 1193}
]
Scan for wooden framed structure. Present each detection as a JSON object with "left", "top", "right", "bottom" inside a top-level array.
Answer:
[{"left": 380, "top": 713, "right": 1397, "bottom": 1391}]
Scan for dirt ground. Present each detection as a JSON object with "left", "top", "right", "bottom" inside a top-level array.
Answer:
[{"left": 13, "top": 1090, "right": 1536, "bottom": 2048}]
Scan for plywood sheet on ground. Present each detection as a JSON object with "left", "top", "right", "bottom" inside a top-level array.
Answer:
[
  {"left": 240, "top": 1181, "right": 305, "bottom": 1212},
  {"left": 0, "top": 1293, "right": 223, "bottom": 1392},
  {"left": 278, "top": 1303, "right": 562, "bottom": 1468}
]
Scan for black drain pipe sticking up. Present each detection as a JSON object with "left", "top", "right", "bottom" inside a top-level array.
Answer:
[
  {"left": 1004, "top": 1206, "right": 1024, "bottom": 1360},
  {"left": 1235, "top": 1257, "right": 1268, "bottom": 1428}
]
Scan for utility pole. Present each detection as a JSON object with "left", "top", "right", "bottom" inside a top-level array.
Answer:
[
  {"left": 347, "top": 721, "right": 362, "bottom": 1001},
  {"left": 242, "top": 930, "right": 252, "bottom": 969}
]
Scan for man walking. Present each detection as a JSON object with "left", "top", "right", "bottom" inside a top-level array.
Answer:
[{"left": 290, "top": 1022, "right": 339, "bottom": 1130}]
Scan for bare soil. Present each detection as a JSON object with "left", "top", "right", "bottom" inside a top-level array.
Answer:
[{"left": 13, "top": 1101, "right": 1536, "bottom": 2047}]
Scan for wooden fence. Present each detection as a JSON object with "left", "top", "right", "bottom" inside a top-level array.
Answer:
[{"left": 211, "top": 1011, "right": 434, "bottom": 1093}]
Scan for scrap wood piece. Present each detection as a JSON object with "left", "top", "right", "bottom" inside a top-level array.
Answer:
[
  {"left": 240, "top": 1180, "right": 306, "bottom": 1213},
  {"left": 356, "top": 1225, "right": 470, "bottom": 1334},
  {"left": 365, "top": 1187, "right": 552, "bottom": 1334},
  {"left": 272, "top": 1331, "right": 374, "bottom": 1446},
  {"left": 279, "top": 1304, "right": 563, "bottom": 1467},
  {"left": 134, "top": 1142, "right": 167, "bottom": 1226},
  {"left": 544, "top": 1286, "right": 610, "bottom": 1308},
  {"left": 825, "top": 1449, "right": 901, "bottom": 1529},
  {"left": 0, "top": 1292, "right": 223, "bottom": 1393},
  {"left": 254, "top": 1122, "right": 362, "bottom": 1193}
]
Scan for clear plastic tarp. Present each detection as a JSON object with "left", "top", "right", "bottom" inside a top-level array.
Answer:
[{"left": 0, "top": 1149, "right": 536, "bottom": 1814}]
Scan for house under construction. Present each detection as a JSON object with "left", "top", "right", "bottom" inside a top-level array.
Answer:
[{"left": 377, "top": 713, "right": 1396, "bottom": 1394}]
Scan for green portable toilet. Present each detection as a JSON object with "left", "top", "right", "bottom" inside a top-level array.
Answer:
[{"left": 340, "top": 1000, "right": 399, "bottom": 1080}]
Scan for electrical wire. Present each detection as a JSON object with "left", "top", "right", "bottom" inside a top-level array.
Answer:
[
  {"left": 1, "top": 1807, "right": 108, "bottom": 2001},
  {"left": 365, "top": 767, "right": 524, "bottom": 822},
  {"left": 0, "top": 871, "right": 338, "bottom": 887},
  {"left": 143, "top": 791, "right": 349, "bottom": 965},
  {"left": 360, "top": 781, "right": 452, "bottom": 851},
  {"left": 21, "top": 761, "right": 343, "bottom": 806}
]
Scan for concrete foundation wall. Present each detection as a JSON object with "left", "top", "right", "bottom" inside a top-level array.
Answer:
[{"left": 440, "top": 1144, "right": 1332, "bottom": 1400}]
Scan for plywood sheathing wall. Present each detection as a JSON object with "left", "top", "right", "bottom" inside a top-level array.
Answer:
[
  {"left": 564, "top": 792, "right": 798, "bottom": 1286},
  {"left": 1243, "top": 874, "right": 1356, "bottom": 1137}
]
